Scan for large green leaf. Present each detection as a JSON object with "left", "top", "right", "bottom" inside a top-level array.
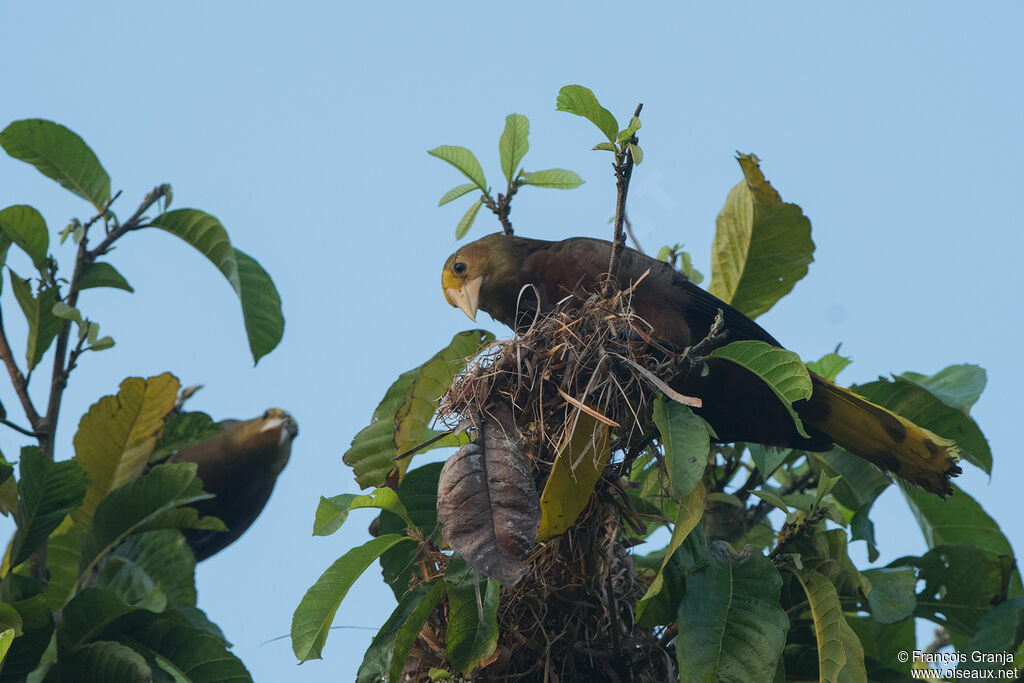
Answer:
[
  {"left": 8, "top": 270, "right": 63, "bottom": 373},
  {"left": 537, "top": 412, "right": 610, "bottom": 540},
  {"left": 893, "top": 544, "right": 1010, "bottom": 635},
  {"left": 72, "top": 373, "right": 180, "bottom": 530},
  {"left": 652, "top": 396, "right": 710, "bottom": 500},
  {"left": 0, "top": 120, "right": 111, "bottom": 211},
  {"left": 378, "top": 462, "right": 443, "bottom": 600},
  {"left": 0, "top": 628, "right": 15, "bottom": 668},
  {"left": 707, "top": 340, "right": 813, "bottom": 437},
  {"left": 899, "top": 363, "right": 986, "bottom": 412},
  {"left": 233, "top": 248, "right": 285, "bottom": 364},
  {"left": 519, "top": 169, "right": 584, "bottom": 189},
  {"left": 901, "top": 483, "right": 1016, "bottom": 562},
  {"left": 61, "top": 588, "right": 153, "bottom": 650},
  {"left": 809, "top": 448, "right": 890, "bottom": 515},
  {"left": 0, "top": 589, "right": 53, "bottom": 680},
  {"left": 806, "top": 351, "right": 852, "bottom": 382},
  {"left": 961, "top": 596, "right": 1024, "bottom": 673},
  {"left": 498, "top": 114, "right": 529, "bottom": 184},
  {"left": 427, "top": 146, "right": 487, "bottom": 192},
  {"left": 861, "top": 567, "right": 916, "bottom": 624},
  {"left": 291, "top": 534, "right": 414, "bottom": 662},
  {"left": 855, "top": 376, "right": 991, "bottom": 474},
  {"left": 555, "top": 85, "right": 618, "bottom": 143},
  {"left": 356, "top": 580, "right": 445, "bottom": 683},
  {"left": 676, "top": 542, "right": 789, "bottom": 682},
  {"left": 845, "top": 616, "right": 914, "bottom": 681},
  {"left": 793, "top": 569, "right": 867, "bottom": 683},
  {"left": 150, "top": 411, "right": 222, "bottom": 462},
  {"left": 78, "top": 463, "right": 224, "bottom": 578},
  {"left": 57, "top": 640, "right": 151, "bottom": 683},
  {"left": 148, "top": 209, "right": 238, "bottom": 290},
  {"left": 393, "top": 329, "right": 493, "bottom": 479},
  {"left": 636, "top": 483, "right": 706, "bottom": 624},
  {"left": 444, "top": 555, "right": 500, "bottom": 675},
  {"left": 343, "top": 331, "right": 491, "bottom": 488},
  {"left": 313, "top": 488, "right": 412, "bottom": 537},
  {"left": 44, "top": 522, "right": 85, "bottom": 610},
  {"left": 100, "top": 530, "right": 198, "bottom": 608},
  {"left": 9, "top": 447, "right": 87, "bottom": 569},
  {"left": 708, "top": 153, "right": 814, "bottom": 319},
  {"left": 117, "top": 614, "right": 251, "bottom": 682},
  {"left": 72, "top": 261, "right": 134, "bottom": 293},
  {"left": 0, "top": 205, "right": 48, "bottom": 273}
]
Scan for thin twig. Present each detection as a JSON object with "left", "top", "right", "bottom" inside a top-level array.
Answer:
[
  {"left": 623, "top": 214, "right": 643, "bottom": 254},
  {"left": 603, "top": 102, "right": 644, "bottom": 297},
  {"left": 0, "top": 417, "right": 37, "bottom": 438},
  {"left": 0, "top": 307, "right": 42, "bottom": 430},
  {"left": 482, "top": 181, "right": 520, "bottom": 236}
]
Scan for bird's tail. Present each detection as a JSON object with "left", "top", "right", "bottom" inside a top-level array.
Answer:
[{"left": 800, "top": 374, "right": 962, "bottom": 497}]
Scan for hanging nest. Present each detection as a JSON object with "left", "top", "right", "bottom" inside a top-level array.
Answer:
[{"left": 404, "top": 282, "right": 720, "bottom": 681}]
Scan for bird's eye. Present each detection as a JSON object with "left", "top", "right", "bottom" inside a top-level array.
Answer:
[{"left": 453, "top": 261, "right": 467, "bottom": 275}]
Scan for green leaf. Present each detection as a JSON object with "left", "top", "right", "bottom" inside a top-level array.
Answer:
[
  {"left": 519, "top": 168, "right": 585, "bottom": 189},
  {"left": 9, "top": 447, "right": 87, "bottom": 568},
  {"left": 378, "top": 462, "right": 444, "bottom": 600},
  {"left": 901, "top": 483, "right": 1019, "bottom": 593},
  {"left": 537, "top": 412, "right": 610, "bottom": 540},
  {"left": 121, "top": 614, "right": 251, "bottom": 682},
  {"left": 61, "top": 587, "right": 151, "bottom": 650},
  {"left": 87, "top": 336, "right": 115, "bottom": 352},
  {"left": 810, "top": 448, "right": 890, "bottom": 515},
  {"left": 855, "top": 376, "right": 991, "bottom": 474},
  {"left": 750, "top": 489, "right": 790, "bottom": 514},
  {"left": 343, "top": 370, "right": 418, "bottom": 489},
  {"left": 845, "top": 616, "right": 914, "bottom": 680},
  {"left": 78, "top": 463, "right": 224, "bottom": 578},
  {"left": 0, "top": 628, "right": 15, "bottom": 666},
  {"left": 894, "top": 544, "right": 1010, "bottom": 634},
  {"left": 748, "top": 443, "right": 792, "bottom": 480},
  {"left": 498, "top": 114, "right": 529, "bottom": 185},
  {"left": 44, "top": 522, "right": 86, "bottom": 610},
  {"left": 292, "top": 534, "right": 414, "bottom": 662},
  {"left": 555, "top": 85, "right": 619, "bottom": 143},
  {"left": 9, "top": 270, "right": 64, "bottom": 372},
  {"left": 806, "top": 351, "right": 852, "bottom": 382},
  {"left": 636, "top": 483, "right": 706, "bottom": 623},
  {"left": 793, "top": 569, "right": 867, "bottom": 683},
  {"left": 438, "top": 183, "right": 478, "bottom": 207},
  {"left": 0, "top": 590, "right": 54, "bottom": 679},
  {"left": 313, "top": 488, "right": 413, "bottom": 537},
  {"left": 861, "top": 567, "right": 916, "bottom": 623},
  {"left": 57, "top": 640, "right": 151, "bottom": 683},
  {"left": 963, "top": 596, "right": 1024, "bottom": 670},
  {"left": 707, "top": 340, "right": 813, "bottom": 437},
  {"left": 444, "top": 556, "right": 500, "bottom": 675},
  {"left": 899, "top": 363, "right": 986, "bottom": 412},
  {"left": 0, "top": 205, "right": 48, "bottom": 273},
  {"left": 393, "top": 329, "right": 494, "bottom": 479},
  {"left": 652, "top": 395, "right": 710, "bottom": 500},
  {"left": 72, "top": 261, "right": 134, "bottom": 293},
  {"left": 72, "top": 373, "right": 181, "bottom": 530},
  {"left": 455, "top": 198, "right": 483, "bottom": 240},
  {"left": 234, "top": 248, "right": 285, "bottom": 364},
  {"left": 0, "top": 119, "right": 111, "bottom": 211},
  {"left": 617, "top": 116, "right": 642, "bottom": 143},
  {"left": 628, "top": 143, "right": 643, "bottom": 165},
  {"left": 708, "top": 153, "right": 815, "bottom": 319},
  {"left": 592, "top": 142, "right": 616, "bottom": 152},
  {"left": 676, "top": 542, "right": 789, "bottom": 681},
  {"left": 427, "top": 146, "right": 487, "bottom": 192},
  {"left": 150, "top": 411, "right": 222, "bottom": 462},
  {"left": 356, "top": 580, "right": 446, "bottom": 683},
  {"left": 147, "top": 209, "right": 237, "bottom": 286},
  {"left": 100, "top": 530, "right": 198, "bottom": 608}
]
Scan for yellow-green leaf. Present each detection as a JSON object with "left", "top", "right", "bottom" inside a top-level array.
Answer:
[
  {"left": 498, "top": 114, "right": 529, "bottom": 184},
  {"left": 555, "top": 85, "right": 618, "bottom": 143},
  {"left": 72, "top": 373, "right": 181, "bottom": 530},
  {"left": 537, "top": 412, "right": 610, "bottom": 540},
  {"left": 455, "top": 198, "right": 483, "bottom": 240},
  {"left": 793, "top": 569, "right": 867, "bottom": 683},
  {"left": 428, "top": 146, "right": 487, "bottom": 192},
  {"left": 708, "top": 153, "right": 815, "bottom": 319},
  {"left": 439, "top": 183, "right": 478, "bottom": 207},
  {"left": 520, "top": 169, "right": 584, "bottom": 189}
]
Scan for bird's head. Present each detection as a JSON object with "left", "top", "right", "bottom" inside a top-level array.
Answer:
[{"left": 442, "top": 233, "right": 523, "bottom": 322}]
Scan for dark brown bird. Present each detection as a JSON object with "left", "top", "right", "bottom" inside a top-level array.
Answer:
[
  {"left": 167, "top": 409, "right": 298, "bottom": 560},
  {"left": 442, "top": 233, "right": 961, "bottom": 496}
]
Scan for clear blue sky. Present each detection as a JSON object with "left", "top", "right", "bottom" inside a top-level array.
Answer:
[{"left": 2, "top": 2, "right": 1022, "bottom": 680}]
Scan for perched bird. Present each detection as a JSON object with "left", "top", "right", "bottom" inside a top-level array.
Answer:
[
  {"left": 166, "top": 409, "right": 298, "bottom": 560},
  {"left": 442, "top": 233, "right": 960, "bottom": 496}
]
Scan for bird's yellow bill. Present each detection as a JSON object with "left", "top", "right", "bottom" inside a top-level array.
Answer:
[{"left": 444, "top": 275, "right": 483, "bottom": 322}]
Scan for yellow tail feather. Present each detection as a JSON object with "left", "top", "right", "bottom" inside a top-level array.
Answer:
[{"left": 802, "top": 375, "right": 962, "bottom": 497}]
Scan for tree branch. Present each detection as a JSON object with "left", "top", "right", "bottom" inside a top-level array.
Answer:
[
  {"left": 602, "top": 102, "right": 643, "bottom": 297},
  {"left": 39, "top": 184, "right": 170, "bottom": 457},
  {"left": 0, "top": 307, "right": 42, "bottom": 430}
]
